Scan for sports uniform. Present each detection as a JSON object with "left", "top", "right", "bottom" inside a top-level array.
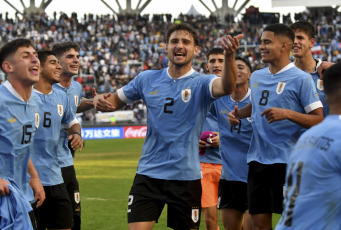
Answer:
[
  {"left": 311, "top": 59, "right": 328, "bottom": 117},
  {"left": 276, "top": 115, "right": 341, "bottom": 229},
  {"left": 119, "top": 67, "right": 217, "bottom": 229},
  {"left": 248, "top": 63, "right": 322, "bottom": 214}
]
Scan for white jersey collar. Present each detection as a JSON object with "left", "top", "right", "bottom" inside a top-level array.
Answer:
[
  {"left": 33, "top": 88, "right": 53, "bottom": 95},
  {"left": 3, "top": 80, "right": 27, "bottom": 102},
  {"left": 230, "top": 88, "right": 251, "bottom": 102},
  {"left": 167, "top": 67, "right": 195, "bottom": 79},
  {"left": 269, "top": 62, "right": 295, "bottom": 75}
]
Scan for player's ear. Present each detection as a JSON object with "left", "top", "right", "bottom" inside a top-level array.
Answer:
[
  {"left": 2, "top": 61, "right": 13, "bottom": 73},
  {"left": 309, "top": 37, "right": 315, "bottom": 49}
]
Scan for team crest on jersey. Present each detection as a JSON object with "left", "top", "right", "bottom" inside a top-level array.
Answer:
[
  {"left": 191, "top": 207, "right": 199, "bottom": 223},
  {"left": 74, "top": 192, "right": 80, "bottom": 204},
  {"left": 35, "top": 113, "right": 40, "bottom": 128},
  {"left": 276, "top": 82, "right": 286, "bottom": 94},
  {"left": 74, "top": 95, "right": 79, "bottom": 107},
  {"left": 317, "top": 79, "right": 324, "bottom": 91},
  {"left": 181, "top": 87, "right": 191, "bottom": 103},
  {"left": 57, "top": 104, "right": 64, "bottom": 117}
]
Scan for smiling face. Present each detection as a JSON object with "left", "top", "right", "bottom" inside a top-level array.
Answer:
[
  {"left": 59, "top": 48, "right": 80, "bottom": 77},
  {"left": 235, "top": 59, "right": 251, "bottom": 86},
  {"left": 40, "top": 55, "right": 62, "bottom": 84},
  {"left": 292, "top": 29, "right": 315, "bottom": 59},
  {"left": 206, "top": 54, "right": 224, "bottom": 77},
  {"left": 165, "top": 30, "right": 199, "bottom": 68},
  {"left": 260, "top": 31, "right": 285, "bottom": 64}
]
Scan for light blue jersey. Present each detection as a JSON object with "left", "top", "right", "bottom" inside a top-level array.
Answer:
[
  {"left": 211, "top": 89, "right": 252, "bottom": 182},
  {"left": 276, "top": 115, "right": 341, "bottom": 230},
  {"left": 248, "top": 63, "right": 322, "bottom": 164},
  {"left": 199, "top": 111, "right": 221, "bottom": 164},
  {"left": 311, "top": 59, "right": 328, "bottom": 117},
  {"left": 118, "top": 68, "right": 217, "bottom": 180},
  {"left": 30, "top": 89, "right": 78, "bottom": 186},
  {"left": 53, "top": 81, "right": 82, "bottom": 167},
  {"left": 0, "top": 81, "right": 41, "bottom": 202},
  {"left": 0, "top": 178, "right": 34, "bottom": 230}
]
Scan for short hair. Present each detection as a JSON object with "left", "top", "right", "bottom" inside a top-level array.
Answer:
[
  {"left": 290, "top": 21, "right": 315, "bottom": 39},
  {"left": 323, "top": 63, "right": 341, "bottom": 97},
  {"left": 235, "top": 56, "right": 252, "bottom": 73},
  {"left": 51, "top": 41, "right": 80, "bottom": 58},
  {"left": 0, "top": 38, "right": 34, "bottom": 72},
  {"left": 263, "top": 23, "right": 295, "bottom": 43},
  {"left": 166, "top": 23, "right": 199, "bottom": 46},
  {"left": 37, "top": 50, "right": 56, "bottom": 66},
  {"left": 206, "top": 47, "right": 224, "bottom": 60}
]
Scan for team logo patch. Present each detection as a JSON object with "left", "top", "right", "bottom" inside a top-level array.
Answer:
[
  {"left": 276, "top": 82, "right": 286, "bottom": 95},
  {"left": 181, "top": 87, "right": 191, "bottom": 103},
  {"left": 317, "top": 79, "right": 324, "bottom": 91},
  {"left": 74, "top": 95, "right": 79, "bottom": 107},
  {"left": 74, "top": 192, "right": 80, "bottom": 204},
  {"left": 57, "top": 104, "right": 64, "bottom": 117},
  {"left": 191, "top": 208, "right": 199, "bottom": 223},
  {"left": 35, "top": 113, "right": 39, "bottom": 128}
]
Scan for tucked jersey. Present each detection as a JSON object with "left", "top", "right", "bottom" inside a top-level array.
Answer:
[
  {"left": 118, "top": 68, "right": 217, "bottom": 180},
  {"left": 53, "top": 81, "right": 82, "bottom": 167},
  {"left": 0, "top": 177, "right": 34, "bottom": 230},
  {"left": 0, "top": 81, "right": 41, "bottom": 202},
  {"left": 248, "top": 63, "right": 322, "bottom": 164},
  {"left": 30, "top": 89, "right": 78, "bottom": 186},
  {"left": 211, "top": 89, "right": 252, "bottom": 182},
  {"left": 199, "top": 111, "right": 221, "bottom": 164},
  {"left": 276, "top": 115, "right": 341, "bottom": 230}
]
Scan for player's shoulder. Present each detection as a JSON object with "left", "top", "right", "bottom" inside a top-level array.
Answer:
[{"left": 71, "top": 79, "right": 83, "bottom": 89}]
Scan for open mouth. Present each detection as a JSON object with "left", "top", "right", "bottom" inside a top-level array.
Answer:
[
  {"left": 29, "top": 66, "right": 39, "bottom": 75},
  {"left": 174, "top": 52, "right": 185, "bottom": 57}
]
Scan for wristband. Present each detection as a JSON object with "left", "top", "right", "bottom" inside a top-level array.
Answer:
[{"left": 70, "top": 132, "right": 82, "bottom": 137}]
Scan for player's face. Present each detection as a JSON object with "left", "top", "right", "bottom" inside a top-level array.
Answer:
[
  {"left": 206, "top": 54, "right": 224, "bottom": 77},
  {"left": 260, "top": 31, "right": 283, "bottom": 64},
  {"left": 4, "top": 46, "right": 40, "bottom": 85},
  {"left": 59, "top": 48, "right": 80, "bottom": 77},
  {"left": 40, "top": 55, "right": 62, "bottom": 84},
  {"left": 292, "top": 29, "right": 315, "bottom": 58},
  {"left": 235, "top": 59, "right": 251, "bottom": 86},
  {"left": 166, "top": 30, "right": 199, "bottom": 67}
]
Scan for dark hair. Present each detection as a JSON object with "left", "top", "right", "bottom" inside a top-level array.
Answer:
[
  {"left": 51, "top": 41, "right": 80, "bottom": 58},
  {"left": 37, "top": 50, "right": 56, "bottom": 66},
  {"left": 263, "top": 23, "right": 295, "bottom": 43},
  {"left": 206, "top": 47, "right": 224, "bottom": 60},
  {"left": 0, "top": 38, "right": 34, "bottom": 72},
  {"left": 290, "top": 21, "right": 315, "bottom": 39},
  {"left": 323, "top": 63, "right": 341, "bottom": 96},
  {"left": 166, "top": 23, "right": 199, "bottom": 46},
  {"left": 235, "top": 56, "right": 252, "bottom": 73}
]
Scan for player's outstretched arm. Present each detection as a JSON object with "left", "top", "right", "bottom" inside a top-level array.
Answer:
[
  {"left": 0, "top": 178, "right": 10, "bottom": 196},
  {"left": 228, "top": 104, "right": 252, "bottom": 126},
  {"left": 28, "top": 158, "right": 45, "bottom": 207},
  {"left": 77, "top": 88, "right": 113, "bottom": 113},
  {"left": 261, "top": 107, "right": 323, "bottom": 128},
  {"left": 68, "top": 123, "right": 83, "bottom": 152},
  {"left": 93, "top": 91, "right": 126, "bottom": 112},
  {"left": 212, "top": 34, "right": 244, "bottom": 98}
]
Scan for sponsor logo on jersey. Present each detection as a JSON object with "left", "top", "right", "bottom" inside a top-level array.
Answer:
[
  {"left": 7, "top": 116, "right": 17, "bottom": 123},
  {"left": 220, "top": 109, "right": 229, "bottom": 114},
  {"left": 191, "top": 207, "right": 199, "bottom": 223},
  {"left": 317, "top": 79, "right": 324, "bottom": 91},
  {"left": 74, "top": 191, "right": 80, "bottom": 204},
  {"left": 276, "top": 82, "right": 286, "bottom": 94},
  {"left": 149, "top": 89, "right": 159, "bottom": 95},
  {"left": 35, "top": 113, "right": 39, "bottom": 128},
  {"left": 181, "top": 87, "right": 191, "bottom": 103},
  {"left": 252, "top": 82, "right": 259, "bottom": 87},
  {"left": 74, "top": 95, "right": 79, "bottom": 107},
  {"left": 57, "top": 104, "right": 64, "bottom": 116}
]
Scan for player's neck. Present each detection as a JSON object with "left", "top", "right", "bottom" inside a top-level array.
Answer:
[
  {"left": 168, "top": 63, "right": 192, "bottom": 79},
  {"left": 59, "top": 74, "right": 73, "bottom": 87},
  {"left": 7, "top": 77, "right": 33, "bottom": 101},
  {"left": 231, "top": 84, "right": 248, "bottom": 102},
  {"left": 294, "top": 56, "right": 316, "bottom": 73},
  {"left": 269, "top": 58, "right": 291, "bottom": 74},
  {"left": 34, "top": 79, "right": 53, "bottom": 94}
]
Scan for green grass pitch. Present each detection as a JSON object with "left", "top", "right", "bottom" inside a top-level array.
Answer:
[{"left": 75, "top": 139, "right": 280, "bottom": 229}]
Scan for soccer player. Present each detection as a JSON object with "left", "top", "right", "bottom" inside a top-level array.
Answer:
[
  {"left": 199, "top": 47, "right": 223, "bottom": 230},
  {"left": 275, "top": 63, "right": 341, "bottom": 229},
  {"left": 228, "top": 23, "right": 323, "bottom": 230},
  {"left": 290, "top": 21, "right": 328, "bottom": 117},
  {"left": 31, "top": 49, "right": 83, "bottom": 230},
  {"left": 0, "top": 38, "right": 45, "bottom": 228},
  {"left": 93, "top": 23, "right": 243, "bottom": 230},
  {"left": 211, "top": 55, "right": 252, "bottom": 230}
]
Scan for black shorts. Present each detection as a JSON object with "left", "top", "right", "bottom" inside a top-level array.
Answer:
[
  {"left": 61, "top": 165, "right": 81, "bottom": 216},
  {"left": 127, "top": 174, "right": 202, "bottom": 230},
  {"left": 248, "top": 161, "right": 286, "bottom": 214},
  {"left": 217, "top": 179, "right": 248, "bottom": 213},
  {"left": 38, "top": 184, "right": 73, "bottom": 229}
]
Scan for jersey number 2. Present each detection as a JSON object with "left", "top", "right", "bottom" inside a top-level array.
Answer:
[{"left": 164, "top": 98, "right": 174, "bottom": 114}]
